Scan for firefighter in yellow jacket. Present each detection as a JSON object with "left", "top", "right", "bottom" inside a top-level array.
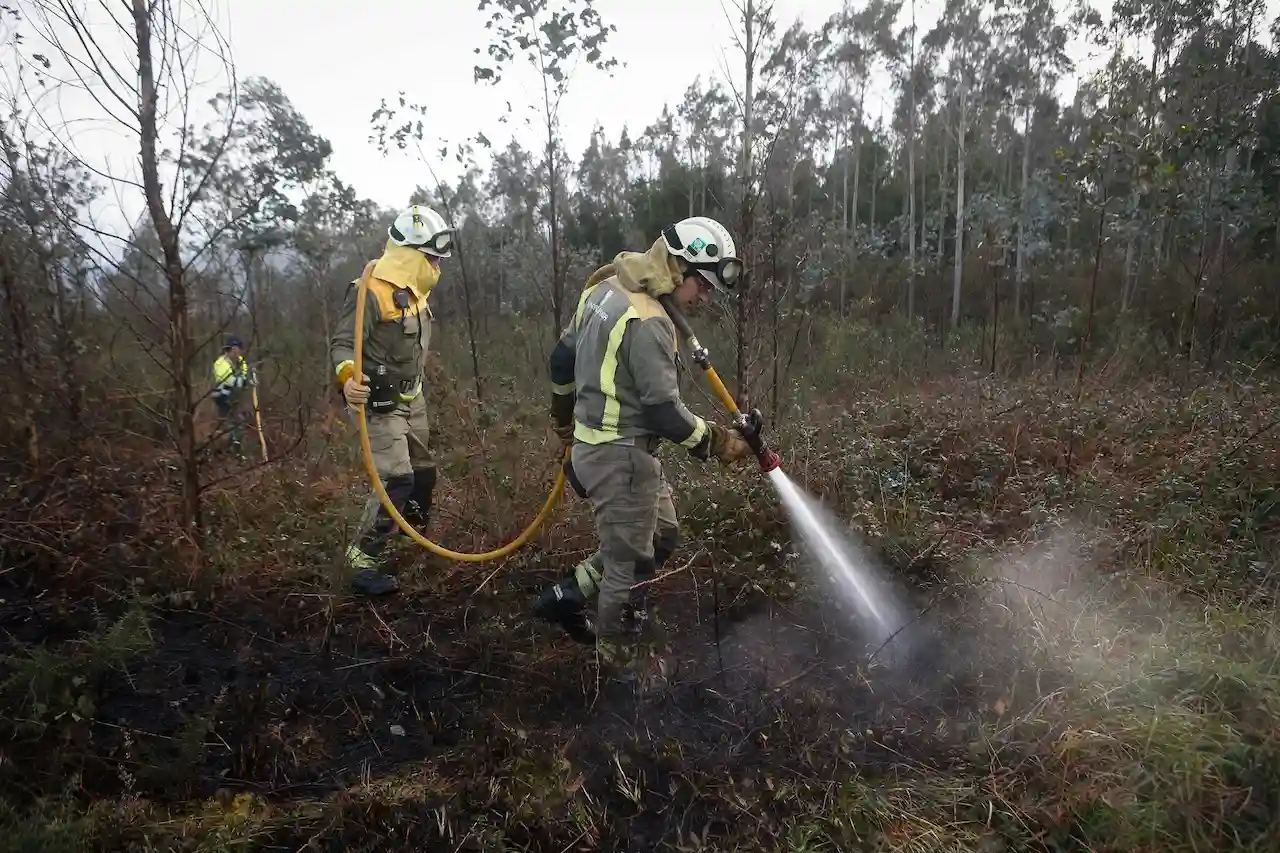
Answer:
[
  {"left": 212, "top": 335, "right": 253, "bottom": 459},
  {"left": 330, "top": 205, "right": 454, "bottom": 596}
]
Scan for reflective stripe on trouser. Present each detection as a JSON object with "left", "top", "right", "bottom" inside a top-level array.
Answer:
[
  {"left": 569, "top": 439, "right": 678, "bottom": 642},
  {"left": 355, "top": 392, "right": 434, "bottom": 555}
]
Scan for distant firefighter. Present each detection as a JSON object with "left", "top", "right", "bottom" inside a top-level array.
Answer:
[{"left": 211, "top": 334, "right": 253, "bottom": 460}]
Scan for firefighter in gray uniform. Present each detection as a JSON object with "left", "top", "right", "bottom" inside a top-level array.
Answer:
[
  {"left": 331, "top": 204, "right": 454, "bottom": 597},
  {"left": 533, "top": 216, "right": 753, "bottom": 680}
]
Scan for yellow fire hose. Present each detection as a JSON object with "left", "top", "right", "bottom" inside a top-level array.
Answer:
[
  {"left": 349, "top": 262, "right": 776, "bottom": 564},
  {"left": 656, "top": 294, "right": 782, "bottom": 472},
  {"left": 351, "top": 260, "right": 568, "bottom": 563}
]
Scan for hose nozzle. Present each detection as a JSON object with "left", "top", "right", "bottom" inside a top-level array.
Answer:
[
  {"left": 655, "top": 294, "right": 782, "bottom": 475},
  {"left": 735, "top": 407, "right": 782, "bottom": 473}
]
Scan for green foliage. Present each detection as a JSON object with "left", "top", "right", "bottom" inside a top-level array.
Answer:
[
  {"left": 185, "top": 76, "right": 332, "bottom": 243},
  {"left": 473, "top": 0, "right": 619, "bottom": 86},
  {"left": 1, "top": 603, "right": 153, "bottom": 737}
]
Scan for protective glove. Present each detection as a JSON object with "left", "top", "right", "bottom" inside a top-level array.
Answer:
[
  {"left": 707, "top": 422, "right": 753, "bottom": 464},
  {"left": 343, "top": 373, "right": 371, "bottom": 406},
  {"left": 549, "top": 394, "right": 575, "bottom": 454},
  {"left": 552, "top": 420, "right": 574, "bottom": 447}
]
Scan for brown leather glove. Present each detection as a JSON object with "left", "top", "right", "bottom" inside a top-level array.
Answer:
[
  {"left": 553, "top": 421, "right": 574, "bottom": 457},
  {"left": 707, "top": 423, "right": 753, "bottom": 464}
]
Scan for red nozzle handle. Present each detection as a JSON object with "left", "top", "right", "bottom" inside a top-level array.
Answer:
[{"left": 757, "top": 449, "right": 781, "bottom": 473}]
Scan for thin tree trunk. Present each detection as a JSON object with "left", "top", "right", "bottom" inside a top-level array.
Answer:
[
  {"left": 539, "top": 60, "right": 563, "bottom": 335},
  {"left": 133, "top": 0, "right": 200, "bottom": 538},
  {"left": 990, "top": 259, "right": 1000, "bottom": 374},
  {"left": 906, "top": 0, "right": 917, "bottom": 318},
  {"left": 770, "top": 196, "right": 780, "bottom": 416},
  {"left": 1122, "top": 232, "right": 1136, "bottom": 312},
  {"left": 951, "top": 66, "right": 968, "bottom": 331},
  {"left": 852, "top": 82, "right": 864, "bottom": 240},
  {"left": 0, "top": 256, "right": 40, "bottom": 470},
  {"left": 840, "top": 85, "right": 849, "bottom": 317},
  {"left": 937, "top": 123, "right": 949, "bottom": 272},
  {"left": 870, "top": 148, "right": 879, "bottom": 234},
  {"left": 736, "top": 0, "right": 756, "bottom": 397},
  {"left": 443, "top": 199, "right": 484, "bottom": 401},
  {"left": 1015, "top": 102, "right": 1032, "bottom": 318},
  {"left": 1077, "top": 152, "right": 1111, "bottom": 400}
]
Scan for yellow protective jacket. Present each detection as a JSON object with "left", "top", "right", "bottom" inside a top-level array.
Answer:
[
  {"left": 330, "top": 242, "right": 441, "bottom": 401},
  {"left": 212, "top": 353, "right": 247, "bottom": 401}
]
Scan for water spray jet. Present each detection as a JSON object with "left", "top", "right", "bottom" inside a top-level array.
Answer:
[{"left": 659, "top": 294, "right": 909, "bottom": 654}]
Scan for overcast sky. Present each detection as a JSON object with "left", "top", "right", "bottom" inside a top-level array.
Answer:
[
  {"left": 4, "top": 0, "right": 1152, "bottom": 242},
  {"left": 227, "top": 0, "right": 874, "bottom": 208}
]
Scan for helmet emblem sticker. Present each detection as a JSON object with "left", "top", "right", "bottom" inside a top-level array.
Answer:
[{"left": 687, "top": 236, "right": 707, "bottom": 254}]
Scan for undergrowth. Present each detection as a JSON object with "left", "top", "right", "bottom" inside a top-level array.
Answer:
[{"left": 0, "top": 345, "right": 1276, "bottom": 851}]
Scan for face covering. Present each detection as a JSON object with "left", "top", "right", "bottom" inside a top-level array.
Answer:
[{"left": 373, "top": 241, "right": 441, "bottom": 299}]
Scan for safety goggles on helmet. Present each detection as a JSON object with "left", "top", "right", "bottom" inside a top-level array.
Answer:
[
  {"left": 690, "top": 256, "right": 744, "bottom": 291},
  {"left": 390, "top": 222, "right": 454, "bottom": 257},
  {"left": 662, "top": 223, "right": 743, "bottom": 292}
]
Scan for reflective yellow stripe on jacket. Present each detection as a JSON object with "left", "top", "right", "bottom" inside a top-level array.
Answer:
[{"left": 573, "top": 301, "right": 639, "bottom": 445}]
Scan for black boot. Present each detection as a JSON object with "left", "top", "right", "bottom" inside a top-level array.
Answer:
[
  {"left": 653, "top": 527, "right": 679, "bottom": 572},
  {"left": 402, "top": 467, "right": 437, "bottom": 532},
  {"left": 533, "top": 575, "right": 596, "bottom": 644},
  {"left": 350, "top": 566, "right": 400, "bottom": 596},
  {"left": 349, "top": 474, "right": 413, "bottom": 596}
]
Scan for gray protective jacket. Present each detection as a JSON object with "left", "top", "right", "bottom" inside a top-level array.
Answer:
[{"left": 549, "top": 276, "right": 713, "bottom": 457}]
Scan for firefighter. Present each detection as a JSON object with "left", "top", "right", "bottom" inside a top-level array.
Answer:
[
  {"left": 330, "top": 204, "right": 454, "bottom": 596},
  {"left": 212, "top": 334, "right": 252, "bottom": 459},
  {"left": 533, "top": 216, "right": 753, "bottom": 682}
]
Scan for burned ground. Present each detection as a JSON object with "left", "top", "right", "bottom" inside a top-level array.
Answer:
[{"left": 2, "top": 375, "right": 1278, "bottom": 852}]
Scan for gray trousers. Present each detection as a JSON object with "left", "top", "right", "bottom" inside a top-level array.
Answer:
[
  {"left": 355, "top": 392, "right": 434, "bottom": 552},
  {"left": 570, "top": 439, "right": 679, "bottom": 640}
]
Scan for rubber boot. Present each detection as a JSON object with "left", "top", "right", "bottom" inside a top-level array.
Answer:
[
  {"left": 349, "top": 474, "right": 413, "bottom": 596},
  {"left": 348, "top": 557, "right": 399, "bottom": 596},
  {"left": 399, "top": 467, "right": 436, "bottom": 543},
  {"left": 532, "top": 555, "right": 601, "bottom": 644}
]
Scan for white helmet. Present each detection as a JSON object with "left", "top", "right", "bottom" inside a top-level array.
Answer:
[
  {"left": 388, "top": 204, "right": 455, "bottom": 257},
  {"left": 660, "top": 216, "right": 744, "bottom": 292}
]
